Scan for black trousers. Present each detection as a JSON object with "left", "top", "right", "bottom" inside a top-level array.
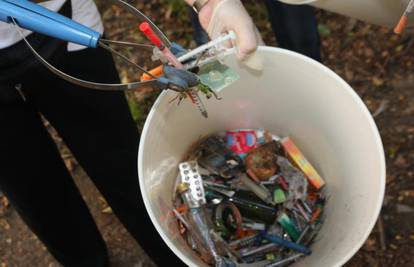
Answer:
[
  {"left": 0, "top": 35, "right": 185, "bottom": 267},
  {"left": 264, "top": 0, "right": 321, "bottom": 61}
]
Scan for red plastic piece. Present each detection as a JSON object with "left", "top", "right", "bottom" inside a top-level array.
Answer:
[
  {"left": 226, "top": 130, "right": 257, "bottom": 155},
  {"left": 277, "top": 176, "right": 289, "bottom": 191},
  {"left": 139, "top": 22, "right": 163, "bottom": 48}
]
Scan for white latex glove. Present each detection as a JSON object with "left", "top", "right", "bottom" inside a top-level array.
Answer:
[{"left": 196, "top": 0, "right": 264, "bottom": 65}]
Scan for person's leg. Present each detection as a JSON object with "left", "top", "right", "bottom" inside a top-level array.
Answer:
[
  {"left": 265, "top": 0, "right": 321, "bottom": 61},
  {"left": 26, "top": 46, "right": 186, "bottom": 266},
  {"left": 189, "top": 7, "right": 210, "bottom": 46},
  {"left": 0, "top": 84, "right": 108, "bottom": 267}
]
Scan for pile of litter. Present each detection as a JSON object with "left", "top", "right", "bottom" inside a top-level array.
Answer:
[{"left": 173, "top": 129, "right": 327, "bottom": 267}]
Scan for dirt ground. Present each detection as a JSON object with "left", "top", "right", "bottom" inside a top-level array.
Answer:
[{"left": 1, "top": 1, "right": 414, "bottom": 266}]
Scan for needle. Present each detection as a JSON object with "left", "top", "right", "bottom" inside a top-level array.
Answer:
[
  {"left": 139, "top": 22, "right": 208, "bottom": 118},
  {"left": 394, "top": 0, "right": 414, "bottom": 34}
]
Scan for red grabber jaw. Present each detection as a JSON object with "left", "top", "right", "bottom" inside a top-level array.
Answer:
[{"left": 139, "top": 21, "right": 209, "bottom": 118}]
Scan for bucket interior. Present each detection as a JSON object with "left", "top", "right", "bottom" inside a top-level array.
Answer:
[{"left": 138, "top": 47, "right": 385, "bottom": 267}]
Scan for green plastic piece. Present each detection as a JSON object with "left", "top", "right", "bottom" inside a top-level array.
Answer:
[
  {"left": 277, "top": 212, "right": 300, "bottom": 242},
  {"left": 273, "top": 188, "right": 286, "bottom": 204},
  {"left": 266, "top": 253, "right": 276, "bottom": 261},
  {"left": 198, "top": 60, "right": 240, "bottom": 93}
]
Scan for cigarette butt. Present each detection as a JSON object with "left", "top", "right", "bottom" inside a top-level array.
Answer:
[
  {"left": 394, "top": 15, "right": 408, "bottom": 34},
  {"left": 140, "top": 65, "right": 164, "bottom": 81}
]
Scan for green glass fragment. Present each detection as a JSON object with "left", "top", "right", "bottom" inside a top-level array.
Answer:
[{"left": 198, "top": 60, "right": 240, "bottom": 92}]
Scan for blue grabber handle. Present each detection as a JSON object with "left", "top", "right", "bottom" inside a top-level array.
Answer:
[{"left": 0, "top": 0, "right": 100, "bottom": 48}]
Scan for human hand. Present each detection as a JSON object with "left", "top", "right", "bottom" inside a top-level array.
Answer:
[{"left": 195, "top": 0, "right": 264, "bottom": 61}]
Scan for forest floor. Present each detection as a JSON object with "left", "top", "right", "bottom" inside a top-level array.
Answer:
[{"left": 1, "top": 1, "right": 414, "bottom": 266}]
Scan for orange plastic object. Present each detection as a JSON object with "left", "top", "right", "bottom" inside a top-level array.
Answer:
[
  {"left": 176, "top": 204, "right": 188, "bottom": 214},
  {"left": 281, "top": 137, "right": 326, "bottom": 190},
  {"left": 140, "top": 65, "right": 164, "bottom": 81},
  {"left": 310, "top": 207, "right": 322, "bottom": 224},
  {"left": 394, "top": 15, "right": 408, "bottom": 34}
]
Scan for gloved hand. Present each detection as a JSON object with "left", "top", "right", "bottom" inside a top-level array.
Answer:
[{"left": 197, "top": 0, "right": 264, "bottom": 61}]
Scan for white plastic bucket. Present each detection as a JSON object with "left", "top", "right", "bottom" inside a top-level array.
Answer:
[
  {"left": 279, "top": 0, "right": 414, "bottom": 28},
  {"left": 138, "top": 47, "right": 386, "bottom": 267}
]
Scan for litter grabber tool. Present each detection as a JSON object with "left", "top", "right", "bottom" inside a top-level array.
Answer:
[
  {"left": 0, "top": 0, "right": 172, "bottom": 91},
  {"left": 0, "top": 0, "right": 240, "bottom": 117},
  {"left": 139, "top": 21, "right": 208, "bottom": 118},
  {"left": 138, "top": 22, "right": 239, "bottom": 117}
]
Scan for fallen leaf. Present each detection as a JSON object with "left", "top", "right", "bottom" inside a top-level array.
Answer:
[
  {"left": 372, "top": 77, "right": 385, "bottom": 87},
  {"left": 0, "top": 196, "right": 9, "bottom": 208},
  {"left": 0, "top": 196, "right": 10, "bottom": 215},
  {"left": 318, "top": 24, "right": 331, "bottom": 37},
  {"left": 0, "top": 219, "right": 10, "bottom": 230},
  {"left": 134, "top": 86, "right": 156, "bottom": 102},
  {"left": 364, "top": 238, "right": 377, "bottom": 251},
  {"left": 394, "top": 154, "right": 407, "bottom": 167},
  {"left": 98, "top": 197, "right": 109, "bottom": 207},
  {"left": 395, "top": 45, "right": 404, "bottom": 53},
  {"left": 102, "top": 207, "right": 113, "bottom": 214},
  {"left": 401, "top": 190, "right": 414, "bottom": 197},
  {"left": 64, "top": 159, "right": 74, "bottom": 172}
]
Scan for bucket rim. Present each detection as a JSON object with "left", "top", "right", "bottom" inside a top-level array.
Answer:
[
  {"left": 278, "top": 0, "right": 317, "bottom": 4},
  {"left": 138, "top": 46, "right": 386, "bottom": 267}
]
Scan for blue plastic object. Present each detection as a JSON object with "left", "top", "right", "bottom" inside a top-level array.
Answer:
[
  {"left": 0, "top": 0, "right": 100, "bottom": 48},
  {"left": 263, "top": 233, "right": 312, "bottom": 255},
  {"left": 170, "top": 42, "right": 187, "bottom": 57}
]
